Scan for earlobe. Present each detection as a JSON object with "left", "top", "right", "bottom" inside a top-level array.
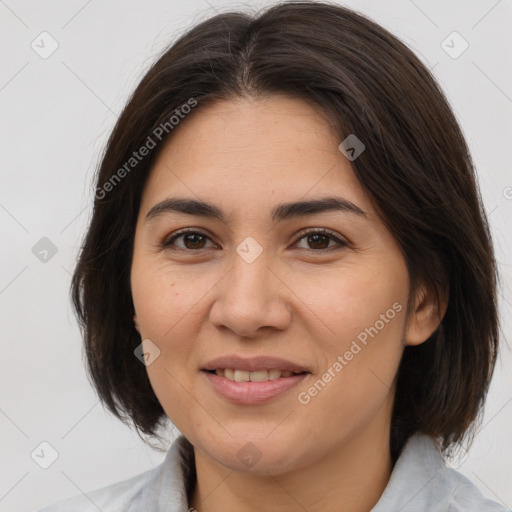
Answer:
[
  {"left": 133, "top": 314, "right": 140, "bottom": 334},
  {"left": 404, "top": 284, "right": 448, "bottom": 347}
]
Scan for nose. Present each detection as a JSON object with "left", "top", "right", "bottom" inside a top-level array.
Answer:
[{"left": 208, "top": 246, "right": 292, "bottom": 338}]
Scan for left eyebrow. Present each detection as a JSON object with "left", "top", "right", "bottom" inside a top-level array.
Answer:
[
  {"left": 145, "top": 196, "right": 367, "bottom": 224},
  {"left": 272, "top": 197, "right": 367, "bottom": 222}
]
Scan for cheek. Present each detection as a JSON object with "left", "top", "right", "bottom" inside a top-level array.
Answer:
[
  {"left": 294, "top": 260, "right": 408, "bottom": 350},
  {"left": 131, "top": 258, "right": 209, "bottom": 338},
  {"left": 130, "top": 259, "right": 217, "bottom": 431},
  {"left": 291, "top": 264, "right": 407, "bottom": 428}
]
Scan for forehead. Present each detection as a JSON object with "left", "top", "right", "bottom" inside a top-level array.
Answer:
[{"left": 139, "top": 96, "right": 372, "bottom": 217}]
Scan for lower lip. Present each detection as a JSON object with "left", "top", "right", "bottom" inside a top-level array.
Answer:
[{"left": 202, "top": 370, "right": 309, "bottom": 405}]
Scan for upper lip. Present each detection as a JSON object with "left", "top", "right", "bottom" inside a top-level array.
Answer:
[{"left": 202, "top": 355, "right": 310, "bottom": 373}]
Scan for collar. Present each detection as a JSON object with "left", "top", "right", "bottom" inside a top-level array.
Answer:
[{"left": 157, "top": 433, "right": 506, "bottom": 512}]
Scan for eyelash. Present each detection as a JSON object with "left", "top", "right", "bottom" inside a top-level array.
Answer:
[{"left": 160, "top": 228, "right": 348, "bottom": 253}]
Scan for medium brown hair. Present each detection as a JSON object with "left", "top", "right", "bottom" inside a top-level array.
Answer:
[{"left": 71, "top": 1, "right": 499, "bottom": 460}]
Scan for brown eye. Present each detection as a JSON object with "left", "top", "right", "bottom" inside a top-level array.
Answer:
[
  {"left": 161, "top": 228, "right": 347, "bottom": 253},
  {"left": 161, "top": 230, "right": 214, "bottom": 251},
  {"left": 306, "top": 233, "right": 330, "bottom": 249},
  {"left": 294, "top": 229, "right": 347, "bottom": 251}
]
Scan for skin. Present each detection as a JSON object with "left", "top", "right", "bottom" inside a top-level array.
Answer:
[{"left": 131, "top": 95, "right": 445, "bottom": 512}]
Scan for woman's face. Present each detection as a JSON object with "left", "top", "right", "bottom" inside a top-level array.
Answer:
[{"left": 131, "top": 95, "right": 422, "bottom": 475}]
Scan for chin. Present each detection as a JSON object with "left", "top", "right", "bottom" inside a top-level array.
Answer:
[{"left": 199, "top": 433, "right": 306, "bottom": 475}]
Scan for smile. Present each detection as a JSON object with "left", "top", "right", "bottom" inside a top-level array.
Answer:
[
  {"left": 208, "top": 368, "right": 304, "bottom": 381},
  {"left": 202, "top": 369, "right": 309, "bottom": 405}
]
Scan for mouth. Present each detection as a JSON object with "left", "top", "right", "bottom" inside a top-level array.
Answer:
[
  {"left": 200, "top": 354, "right": 311, "bottom": 404},
  {"left": 201, "top": 368, "right": 310, "bottom": 404},
  {"left": 203, "top": 368, "right": 308, "bottom": 381}
]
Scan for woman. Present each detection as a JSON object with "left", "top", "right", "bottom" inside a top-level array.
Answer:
[{"left": 39, "top": 1, "right": 507, "bottom": 511}]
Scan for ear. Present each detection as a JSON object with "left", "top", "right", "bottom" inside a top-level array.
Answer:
[
  {"left": 133, "top": 314, "right": 140, "bottom": 334},
  {"left": 404, "top": 283, "right": 448, "bottom": 346}
]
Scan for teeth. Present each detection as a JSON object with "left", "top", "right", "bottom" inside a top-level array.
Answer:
[
  {"left": 244, "top": 370, "right": 266, "bottom": 382},
  {"left": 213, "top": 369, "right": 299, "bottom": 381},
  {"left": 269, "top": 369, "right": 283, "bottom": 380},
  {"left": 234, "top": 370, "right": 250, "bottom": 382}
]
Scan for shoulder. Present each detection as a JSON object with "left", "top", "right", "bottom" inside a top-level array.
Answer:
[
  {"left": 445, "top": 471, "right": 510, "bottom": 512},
  {"left": 444, "top": 468, "right": 510, "bottom": 512},
  {"left": 372, "top": 434, "right": 509, "bottom": 512},
  {"left": 36, "top": 435, "right": 194, "bottom": 512}
]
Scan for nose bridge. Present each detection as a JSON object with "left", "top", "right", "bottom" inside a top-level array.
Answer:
[
  {"left": 209, "top": 237, "right": 291, "bottom": 335},
  {"left": 229, "top": 238, "right": 274, "bottom": 304}
]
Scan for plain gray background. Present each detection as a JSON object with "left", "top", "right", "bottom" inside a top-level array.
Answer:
[{"left": 1, "top": 0, "right": 511, "bottom": 510}]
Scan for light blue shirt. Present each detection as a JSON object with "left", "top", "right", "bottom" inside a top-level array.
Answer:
[{"left": 38, "top": 433, "right": 510, "bottom": 511}]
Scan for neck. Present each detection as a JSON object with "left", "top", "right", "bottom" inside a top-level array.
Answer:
[{"left": 189, "top": 418, "right": 393, "bottom": 512}]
